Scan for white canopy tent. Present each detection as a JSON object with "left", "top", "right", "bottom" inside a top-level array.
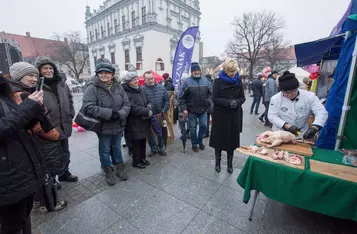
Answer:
[{"left": 289, "top": 67, "right": 311, "bottom": 82}]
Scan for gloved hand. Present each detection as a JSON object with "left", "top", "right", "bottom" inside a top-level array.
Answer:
[
  {"left": 229, "top": 100, "right": 237, "bottom": 108},
  {"left": 148, "top": 110, "right": 153, "bottom": 118},
  {"left": 118, "top": 110, "right": 127, "bottom": 120},
  {"left": 303, "top": 127, "right": 318, "bottom": 139},
  {"left": 111, "top": 111, "right": 120, "bottom": 120},
  {"left": 286, "top": 125, "right": 299, "bottom": 135}
]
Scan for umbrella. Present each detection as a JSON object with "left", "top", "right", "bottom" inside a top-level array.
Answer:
[
  {"left": 138, "top": 70, "right": 164, "bottom": 86},
  {"left": 162, "top": 113, "right": 168, "bottom": 150},
  {"left": 178, "top": 112, "right": 187, "bottom": 152},
  {"left": 151, "top": 115, "right": 163, "bottom": 137}
]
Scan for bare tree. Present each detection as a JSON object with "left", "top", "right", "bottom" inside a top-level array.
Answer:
[
  {"left": 50, "top": 32, "right": 89, "bottom": 80},
  {"left": 263, "top": 34, "right": 291, "bottom": 71},
  {"left": 226, "top": 11, "right": 285, "bottom": 77}
]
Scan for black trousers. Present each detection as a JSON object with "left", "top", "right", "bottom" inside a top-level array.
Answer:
[
  {"left": 206, "top": 113, "right": 211, "bottom": 134},
  {"left": 0, "top": 195, "right": 33, "bottom": 234},
  {"left": 264, "top": 102, "right": 271, "bottom": 124},
  {"left": 60, "top": 138, "right": 71, "bottom": 173},
  {"left": 215, "top": 149, "right": 234, "bottom": 157},
  {"left": 131, "top": 139, "right": 146, "bottom": 165}
]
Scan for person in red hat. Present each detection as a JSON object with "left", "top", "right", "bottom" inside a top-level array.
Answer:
[{"left": 163, "top": 73, "right": 175, "bottom": 91}]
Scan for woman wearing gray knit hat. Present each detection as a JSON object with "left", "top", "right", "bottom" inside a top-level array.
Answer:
[
  {"left": 9, "top": 62, "right": 39, "bottom": 89},
  {"left": 122, "top": 72, "right": 152, "bottom": 169}
]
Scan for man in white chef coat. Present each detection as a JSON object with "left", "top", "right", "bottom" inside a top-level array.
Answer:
[{"left": 268, "top": 73, "right": 328, "bottom": 139}]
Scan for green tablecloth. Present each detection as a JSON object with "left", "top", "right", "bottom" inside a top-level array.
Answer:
[{"left": 237, "top": 148, "right": 357, "bottom": 221}]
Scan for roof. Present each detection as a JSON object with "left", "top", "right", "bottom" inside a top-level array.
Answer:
[{"left": 0, "top": 33, "right": 63, "bottom": 59}]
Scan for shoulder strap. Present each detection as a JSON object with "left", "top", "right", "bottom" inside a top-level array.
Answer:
[{"left": 0, "top": 99, "right": 10, "bottom": 114}]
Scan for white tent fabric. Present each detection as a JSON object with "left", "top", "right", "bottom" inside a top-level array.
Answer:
[{"left": 289, "top": 67, "right": 310, "bottom": 82}]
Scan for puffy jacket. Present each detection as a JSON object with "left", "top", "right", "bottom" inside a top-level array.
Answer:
[
  {"left": 0, "top": 97, "right": 44, "bottom": 206},
  {"left": 264, "top": 76, "right": 278, "bottom": 103},
  {"left": 142, "top": 84, "right": 170, "bottom": 114},
  {"left": 82, "top": 76, "right": 131, "bottom": 135},
  {"left": 122, "top": 84, "right": 151, "bottom": 140},
  {"left": 43, "top": 75, "right": 75, "bottom": 139},
  {"left": 178, "top": 76, "right": 212, "bottom": 114}
]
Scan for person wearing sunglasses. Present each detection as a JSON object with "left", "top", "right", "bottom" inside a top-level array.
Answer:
[{"left": 268, "top": 73, "right": 328, "bottom": 139}]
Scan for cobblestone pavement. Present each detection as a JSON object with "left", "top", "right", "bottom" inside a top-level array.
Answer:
[{"left": 31, "top": 94, "right": 357, "bottom": 234}]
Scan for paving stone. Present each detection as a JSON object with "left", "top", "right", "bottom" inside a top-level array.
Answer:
[
  {"left": 102, "top": 219, "right": 143, "bottom": 234},
  {"left": 164, "top": 173, "right": 220, "bottom": 209},
  {"left": 124, "top": 189, "right": 199, "bottom": 234},
  {"left": 129, "top": 160, "right": 183, "bottom": 189},
  {"left": 202, "top": 186, "right": 267, "bottom": 234},
  {"left": 34, "top": 197, "right": 120, "bottom": 234},
  {"left": 69, "top": 158, "right": 102, "bottom": 181},
  {"left": 182, "top": 211, "right": 247, "bottom": 234}
]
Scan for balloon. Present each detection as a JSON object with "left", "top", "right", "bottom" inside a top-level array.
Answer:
[
  {"left": 307, "top": 64, "right": 319, "bottom": 74},
  {"left": 309, "top": 72, "right": 319, "bottom": 80},
  {"left": 77, "top": 126, "right": 85, "bottom": 132},
  {"left": 72, "top": 122, "right": 78, "bottom": 128}
]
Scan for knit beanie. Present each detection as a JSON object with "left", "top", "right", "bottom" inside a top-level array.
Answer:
[
  {"left": 162, "top": 73, "right": 170, "bottom": 80},
  {"left": 96, "top": 58, "right": 115, "bottom": 74},
  {"left": 191, "top": 62, "right": 201, "bottom": 72},
  {"left": 121, "top": 72, "right": 138, "bottom": 84},
  {"left": 279, "top": 73, "right": 300, "bottom": 91},
  {"left": 10, "top": 62, "right": 39, "bottom": 81}
]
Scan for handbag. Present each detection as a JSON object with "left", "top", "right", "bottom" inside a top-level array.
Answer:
[{"left": 74, "top": 109, "right": 102, "bottom": 133}]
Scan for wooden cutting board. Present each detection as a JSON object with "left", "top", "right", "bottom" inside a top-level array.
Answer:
[
  {"left": 310, "top": 160, "right": 357, "bottom": 183},
  {"left": 256, "top": 139, "right": 313, "bottom": 157},
  {"left": 236, "top": 146, "right": 305, "bottom": 170}
]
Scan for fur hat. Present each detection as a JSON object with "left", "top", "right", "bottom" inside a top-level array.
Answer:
[
  {"left": 35, "top": 56, "right": 58, "bottom": 75},
  {"left": 279, "top": 73, "right": 300, "bottom": 91},
  {"left": 10, "top": 62, "right": 39, "bottom": 81}
]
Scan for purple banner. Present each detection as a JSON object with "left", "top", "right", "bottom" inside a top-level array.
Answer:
[
  {"left": 172, "top": 26, "right": 199, "bottom": 87},
  {"left": 330, "top": 1, "right": 352, "bottom": 36}
]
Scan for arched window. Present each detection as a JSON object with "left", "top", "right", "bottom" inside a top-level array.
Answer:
[{"left": 155, "top": 58, "right": 165, "bottom": 71}]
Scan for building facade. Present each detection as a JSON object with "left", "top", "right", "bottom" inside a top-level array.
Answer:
[{"left": 85, "top": 0, "right": 202, "bottom": 76}]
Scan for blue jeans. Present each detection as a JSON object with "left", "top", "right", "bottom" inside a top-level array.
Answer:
[
  {"left": 98, "top": 133, "right": 123, "bottom": 167},
  {"left": 250, "top": 95, "right": 261, "bottom": 114},
  {"left": 188, "top": 112, "right": 207, "bottom": 146},
  {"left": 148, "top": 131, "right": 164, "bottom": 152}
]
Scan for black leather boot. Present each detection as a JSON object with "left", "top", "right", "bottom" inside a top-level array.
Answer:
[
  {"left": 215, "top": 149, "right": 221, "bottom": 173},
  {"left": 227, "top": 153, "right": 234, "bottom": 174}
]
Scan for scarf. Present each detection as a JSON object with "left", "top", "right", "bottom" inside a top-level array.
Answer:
[{"left": 219, "top": 71, "right": 240, "bottom": 87}]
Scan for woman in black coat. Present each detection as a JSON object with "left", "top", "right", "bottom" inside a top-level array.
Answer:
[
  {"left": 209, "top": 60, "right": 246, "bottom": 174},
  {"left": 0, "top": 74, "right": 44, "bottom": 233},
  {"left": 122, "top": 73, "right": 152, "bottom": 169}
]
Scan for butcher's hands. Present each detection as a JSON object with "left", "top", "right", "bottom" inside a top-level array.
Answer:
[
  {"left": 303, "top": 126, "right": 318, "bottom": 139},
  {"left": 229, "top": 100, "right": 237, "bottom": 108},
  {"left": 285, "top": 125, "right": 299, "bottom": 135}
]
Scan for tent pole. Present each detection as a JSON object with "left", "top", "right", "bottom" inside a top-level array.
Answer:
[{"left": 334, "top": 33, "right": 357, "bottom": 151}]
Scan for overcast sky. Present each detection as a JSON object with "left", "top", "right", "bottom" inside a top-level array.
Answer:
[{"left": 0, "top": 0, "right": 351, "bottom": 57}]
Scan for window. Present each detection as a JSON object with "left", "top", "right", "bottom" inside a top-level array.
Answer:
[
  {"left": 94, "top": 56, "right": 97, "bottom": 66},
  {"left": 89, "top": 31, "right": 93, "bottom": 42},
  {"left": 155, "top": 58, "right": 165, "bottom": 71},
  {"left": 132, "top": 11, "right": 136, "bottom": 27},
  {"left": 124, "top": 49, "right": 130, "bottom": 70},
  {"left": 136, "top": 47, "right": 143, "bottom": 70},
  {"left": 107, "top": 22, "right": 111, "bottom": 36},
  {"left": 142, "top": 7, "right": 147, "bottom": 24},
  {"left": 101, "top": 54, "right": 104, "bottom": 59},
  {"left": 95, "top": 29, "right": 98, "bottom": 40},
  {"left": 114, "top": 19, "right": 119, "bottom": 33},
  {"left": 111, "top": 52, "right": 116, "bottom": 64},
  {"left": 101, "top": 25, "right": 104, "bottom": 38},
  {"left": 122, "top": 16, "right": 126, "bottom": 31}
]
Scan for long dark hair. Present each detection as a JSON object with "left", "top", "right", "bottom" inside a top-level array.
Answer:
[{"left": 0, "top": 74, "right": 15, "bottom": 100}]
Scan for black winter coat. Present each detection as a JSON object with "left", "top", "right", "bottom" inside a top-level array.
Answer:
[
  {"left": 43, "top": 75, "right": 75, "bottom": 139},
  {"left": 209, "top": 78, "right": 246, "bottom": 151},
  {"left": 0, "top": 98, "right": 43, "bottom": 206},
  {"left": 252, "top": 79, "right": 264, "bottom": 97},
  {"left": 164, "top": 79, "right": 175, "bottom": 91},
  {"left": 82, "top": 77, "right": 131, "bottom": 135},
  {"left": 122, "top": 84, "right": 151, "bottom": 140}
]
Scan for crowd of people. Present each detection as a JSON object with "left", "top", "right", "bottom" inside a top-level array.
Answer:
[{"left": 0, "top": 56, "right": 328, "bottom": 233}]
